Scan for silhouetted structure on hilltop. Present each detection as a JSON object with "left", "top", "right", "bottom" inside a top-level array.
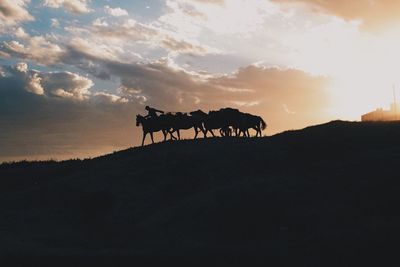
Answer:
[
  {"left": 361, "top": 102, "right": 400, "bottom": 121},
  {"left": 362, "top": 87, "right": 400, "bottom": 122}
]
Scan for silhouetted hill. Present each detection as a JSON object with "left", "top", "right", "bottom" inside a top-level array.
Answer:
[{"left": 2, "top": 120, "right": 400, "bottom": 266}]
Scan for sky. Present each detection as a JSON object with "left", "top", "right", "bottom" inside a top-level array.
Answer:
[{"left": 1, "top": 0, "right": 400, "bottom": 161}]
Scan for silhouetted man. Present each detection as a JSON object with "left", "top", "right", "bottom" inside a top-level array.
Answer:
[{"left": 144, "top": 106, "right": 164, "bottom": 119}]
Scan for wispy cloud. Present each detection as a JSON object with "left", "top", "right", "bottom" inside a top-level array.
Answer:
[{"left": 43, "top": 0, "right": 92, "bottom": 14}]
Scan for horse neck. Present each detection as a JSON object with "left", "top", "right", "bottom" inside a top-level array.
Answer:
[{"left": 138, "top": 117, "right": 148, "bottom": 129}]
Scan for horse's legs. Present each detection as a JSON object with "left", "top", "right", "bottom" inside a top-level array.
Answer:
[
  {"left": 142, "top": 132, "right": 147, "bottom": 146},
  {"left": 150, "top": 132, "right": 154, "bottom": 143},
  {"left": 246, "top": 129, "right": 250, "bottom": 137},
  {"left": 201, "top": 127, "right": 207, "bottom": 138},
  {"left": 210, "top": 129, "right": 215, "bottom": 137},
  {"left": 203, "top": 129, "right": 208, "bottom": 138},
  {"left": 253, "top": 127, "right": 258, "bottom": 137},
  {"left": 170, "top": 130, "right": 177, "bottom": 140},
  {"left": 255, "top": 126, "right": 261, "bottom": 137},
  {"left": 194, "top": 127, "right": 198, "bottom": 139},
  {"left": 162, "top": 130, "right": 167, "bottom": 141},
  {"left": 234, "top": 127, "right": 239, "bottom": 137},
  {"left": 177, "top": 130, "right": 181, "bottom": 140}
]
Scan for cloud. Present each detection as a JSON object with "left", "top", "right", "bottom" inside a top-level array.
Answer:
[
  {"left": 15, "top": 62, "right": 28, "bottom": 72},
  {"left": 0, "top": 0, "right": 33, "bottom": 32},
  {"left": 6, "top": 62, "right": 44, "bottom": 95},
  {"left": 161, "top": 37, "right": 208, "bottom": 56},
  {"left": 43, "top": 0, "right": 92, "bottom": 14},
  {"left": 1, "top": 35, "right": 65, "bottom": 65},
  {"left": 5, "top": 62, "right": 94, "bottom": 99},
  {"left": 40, "top": 71, "right": 94, "bottom": 100},
  {"left": 104, "top": 5, "right": 129, "bottom": 17},
  {"left": 64, "top": 17, "right": 215, "bottom": 59},
  {"left": 92, "top": 92, "right": 129, "bottom": 103},
  {"left": 273, "top": 0, "right": 400, "bottom": 30},
  {"left": 1, "top": 9, "right": 218, "bottom": 70},
  {"left": 14, "top": 27, "right": 29, "bottom": 39},
  {"left": 88, "top": 18, "right": 157, "bottom": 41},
  {"left": 208, "top": 65, "right": 330, "bottom": 118},
  {"left": 158, "top": 0, "right": 276, "bottom": 37}
]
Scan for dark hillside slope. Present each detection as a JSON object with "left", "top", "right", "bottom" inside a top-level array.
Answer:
[{"left": 2, "top": 120, "right": 400, "bottom": 266}]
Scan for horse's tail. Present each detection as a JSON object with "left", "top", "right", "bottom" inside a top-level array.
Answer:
[{"left": 259, "top": 117, "right": 267, "bottom": 130}]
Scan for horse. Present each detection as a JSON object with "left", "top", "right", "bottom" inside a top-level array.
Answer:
[
  {"left": 236, "top": 113, "right": 267, "bottom": 137},
  {"left": 136, "top": 114, "right": 174, "bottom": 146},
  {"left": 190, "top": 108, "right": 241, "bottom": 137},
  {"left": 136, "top": 108, "right": 267, "bottom": 145},
  {"left": 168, "top": 112, "right": 205, "bottom": 140},
  {"left": 189, "top": 110, "right": 214, "bottom": 137}
]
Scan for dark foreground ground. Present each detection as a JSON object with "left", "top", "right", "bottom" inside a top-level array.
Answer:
[{"left": 2, "top": 120, "right": 400, "bottom": 266}]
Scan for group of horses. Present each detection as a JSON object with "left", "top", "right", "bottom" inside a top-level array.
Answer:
[{"left": 136, "top": 107, "right": 267, "bottom": 146}]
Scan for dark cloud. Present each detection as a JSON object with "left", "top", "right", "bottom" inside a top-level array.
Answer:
[{"left": 0, "top": 63, "right": 137, "bottom": 162}]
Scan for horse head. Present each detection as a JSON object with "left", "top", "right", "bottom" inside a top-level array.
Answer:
[{"left": 136, "top": 114, "right": 144, "bottom": 126}]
